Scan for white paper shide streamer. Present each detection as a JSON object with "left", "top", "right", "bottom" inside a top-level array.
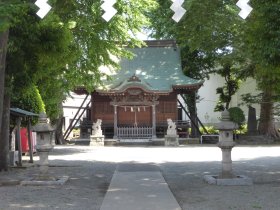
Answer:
[
  {"left": 236, "top": 0, "right": 253, "bottom": 19},
  {"left": 35, "top": 0, "right": 52, "bottom": 19},
  {"left": 101, "top": 0, "right": 117, "bottom": 22},
  {"left": 170, "top": 0, "right": 186, "bottom": 22}
]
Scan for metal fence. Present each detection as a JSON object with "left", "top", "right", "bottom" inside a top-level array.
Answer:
[{"left": 117, "top": 127, "right": 153, "bottom": 139}]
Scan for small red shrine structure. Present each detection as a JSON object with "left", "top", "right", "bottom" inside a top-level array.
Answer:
[{"left": 76, "top": 40, "right": 203, "bottom": 140}]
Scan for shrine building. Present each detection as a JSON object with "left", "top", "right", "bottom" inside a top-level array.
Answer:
[{"left": 75, "top": 40, "right": 203, "bottom": 140}]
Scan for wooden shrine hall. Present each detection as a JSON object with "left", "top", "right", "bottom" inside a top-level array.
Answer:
[{"left": 74, "top": 40, "right": 203, "bottom": 140}]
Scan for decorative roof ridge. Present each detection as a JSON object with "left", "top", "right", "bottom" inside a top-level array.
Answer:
[
  {"left": 127, "top": 74, "right": 141, "bottom": 82},
  {"left": 110, "top": 74, "right": 154, "bottom": 92}
]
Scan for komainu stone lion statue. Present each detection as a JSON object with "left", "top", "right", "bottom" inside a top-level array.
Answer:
[
  {"left": 167, "top": 118, "right": 177, "bottom": 136},
  {"left": 92, "top": 119, "right": 103, "bottom": 136}
]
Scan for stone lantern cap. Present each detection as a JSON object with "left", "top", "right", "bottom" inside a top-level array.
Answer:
[
  {"left": 215, "top": 110, "right": 239, "bottom": 131},
  {"left": 33, "top": 112, "right": 55, "bottom": 133}
]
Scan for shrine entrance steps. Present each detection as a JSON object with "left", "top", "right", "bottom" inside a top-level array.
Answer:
[
  {"left": 72, "top": 138, "right": 201, "bottom": 146},
  {"left": 100, "top": 163, "right": 181, "bottom": 210},
  {"left": 72, "top": 138, "right": 162, "bottom": 146}
]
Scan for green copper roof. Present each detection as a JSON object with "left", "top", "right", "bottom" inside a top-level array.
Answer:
[
  {"left": 98, "top": 43, "right": 203, "bottom": 93},
  {"left": 10, "top": 108, "right": 39, "bottom": 117}
]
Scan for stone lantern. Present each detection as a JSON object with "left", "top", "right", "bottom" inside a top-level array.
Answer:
[
  {"left": 216, "top": 110, "right": 238, "bottom": 178},
  {"left": 203, "top": 110, "right": 252, "bottom": 185},
  {"left": 33, "top": 112, "right": 55, "bottom": 180}
]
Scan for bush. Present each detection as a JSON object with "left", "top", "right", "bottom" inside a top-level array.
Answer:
[
  {"left": 199, "top": 126, "right": 219, "bottom": 134},
  {"left": 228, "top": 107, "right": 245, "bottom": 127},
  {"left": 11, "top": 84, "right": 45, "bottom": 125},
  {"left": 235, "top": 124, "right": 247, "bottom": 134}
]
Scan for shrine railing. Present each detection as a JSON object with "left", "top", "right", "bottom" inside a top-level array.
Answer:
[{"left": 117, "top": 126, "right": 153, "bottom": 139}]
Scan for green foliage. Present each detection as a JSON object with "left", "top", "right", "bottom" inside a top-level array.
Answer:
[
  {"left": 6, "top": 5, "right": 75, "bottom": 120},
  {"left": 11, "top": 84, "right": 45, "bottom": 114},
  {"left": 214, "top": 64, "right": 242, "bottom": 111},
  {"left": 0, "top": 1, "right": 29, "bottom": 32},
  {"left": 243, "top": 0, "right": 280, "bottom": 97},
  {"left": 199, "top": 126, "right": 218, "bottom": 135},
  {"left": 10, "top": 84, "right": 45, "bottom": 125},
  {"left": 148, "top": 0, "right": 221, "bottom": 80},
  {"left": 4, "top": 0, "right": 157, "bottom": 121},
  {"left": 37, "top": 76, "right": 66, "bottom": 121},
  {"left": 241, "top": 0, "right": 280, "bottom": 136},
  {"left": 197, "top": 124, "right": 247, "bottom": 135},
  {"left": 149, "top": 0, "right": 251, "bottom": 116},
  {"left": 240, "top": 93, "right": 262, "bottom": 106},
  {"left": 245, "top": 0, "right": 280, "bottom": 69},
  {"left": 228, "top": 107, "right": 245, "bottom": 126},
  {"left": 234, "top": 124, "right": 247, "bottom": 135},
  {"left": 55, "top": 0, "right": 158, "bottom": 91}
]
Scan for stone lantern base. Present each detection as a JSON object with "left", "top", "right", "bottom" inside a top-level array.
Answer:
[
  {"left": 203, "top": 175, "right": 253, "bottom": 186},
  {"left": 21, "top": 145, "right": 69, "bottom": 186},
  {"left": 164, "top": 135, "right": 179, "bottom": 146},
  {"left": 90, "top": 135, "right": 105, "bottom": 146}
]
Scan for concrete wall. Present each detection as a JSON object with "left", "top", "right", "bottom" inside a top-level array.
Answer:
[{"left": 195, "top": 74, "right": 260, "bottom": 124}]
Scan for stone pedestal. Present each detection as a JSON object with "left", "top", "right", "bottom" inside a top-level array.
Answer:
[
  {"left": 36, "top": 145, "right": 55, "bottom": 181},
  {"left": 165, "top": 135, "right": 179, "bottom": 146},
  {"left": 218, "top": 141, "right": 236, "bottom": 178},
  {"left": 90, "top": 135, "right": 105, "bottom": 146}
]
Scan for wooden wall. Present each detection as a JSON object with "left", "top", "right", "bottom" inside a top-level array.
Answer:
[
  {"left": 91, "top": 91, "right": 178, "bottom": 126},
  {"left": 157, "top": 93, "right": 178, "bottom": 123},
  {"left": 91, "top": 92, "right": 114, "bottom": 124}
]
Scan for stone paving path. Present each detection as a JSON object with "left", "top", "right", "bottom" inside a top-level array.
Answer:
[
  {"left": 101, "top": 171, "right": 181, "bottom": 210},
  {"left": 101, "top": 163, "right": 181, "bottom": 210}
]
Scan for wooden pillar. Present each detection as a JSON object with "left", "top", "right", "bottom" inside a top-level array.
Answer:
[
  {"left": 113, "top": 105, "right": 118, "bottom": 139},
  {"left": 152, "top": 104, "right": 156, "bottom": 139},
  {"left": 27, "top": 118, "right": 33, "bottom": 163},
  {"left": 16, "top": 117, "right": 22, "bottom": 166}
]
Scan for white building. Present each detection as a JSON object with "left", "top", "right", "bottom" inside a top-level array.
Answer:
[
  {"left": 195, "top": 74, "right": 260, "bottom": 124},
  {"left": 63, "top": 92, "right": 91, "bottom": 132}
]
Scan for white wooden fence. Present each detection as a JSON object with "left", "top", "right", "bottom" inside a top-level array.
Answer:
[{"left": 117, "top": 127, "right": 153, "bottom": 139}]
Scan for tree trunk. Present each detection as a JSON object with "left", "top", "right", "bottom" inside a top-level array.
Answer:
[
  {"left": 258, "top": 90, "right": 279, "bottom": 138},
  {"left": 186, "top": 92, "right": 199, "bottom": 137},
  {"left": 55, "top": 115, "right": 65, "bottom": 145},
  {"left": 0, "top": 30, "right": 9, "bottom": 131},
  {"left": 54, "top": 102, "right": 65, "bottom": 145},
  {"left": 0, "top": 91, "right": 11, "bottom": 171}
]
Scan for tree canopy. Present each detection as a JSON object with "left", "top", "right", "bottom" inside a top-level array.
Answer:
[
  {"left": 0, "top": 0, "right": 158, "bottom": 170},
  {"left": 148, "top": 0, "right": 280, "bottom": 137},
  {"left": 4, "top": 0, "right": 157, "bottom": 119}
]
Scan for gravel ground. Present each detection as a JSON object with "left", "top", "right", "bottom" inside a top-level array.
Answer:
[{"left": 1, "top": 145, "right": 280, "bottom": 210}]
